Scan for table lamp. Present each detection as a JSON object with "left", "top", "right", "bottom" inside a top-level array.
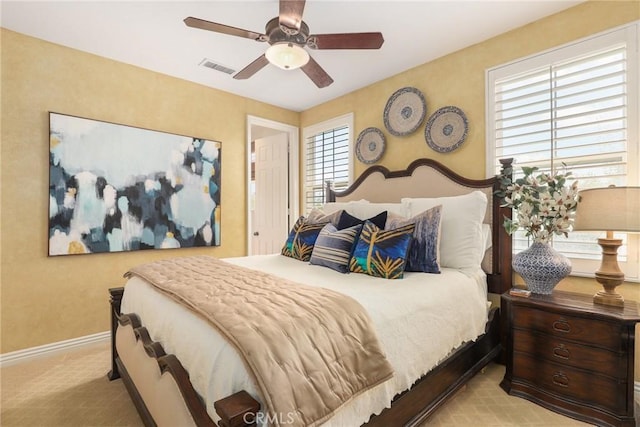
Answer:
[{"left": 573, "top": 186, "right": 640, "bottom": 307}]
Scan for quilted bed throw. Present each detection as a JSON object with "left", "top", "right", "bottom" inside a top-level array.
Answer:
[{"left": 125, "top": 255, "right": 394, "bottom": 427}]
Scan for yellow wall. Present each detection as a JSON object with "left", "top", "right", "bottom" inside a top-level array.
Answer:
[
  {"left": 0, "top": 29, "right": 298, "bottom": 353},
  {"left": 2, "top": 0, "right": 639, "bottom": 366}
]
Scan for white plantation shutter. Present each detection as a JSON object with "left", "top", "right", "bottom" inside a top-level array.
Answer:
[
  {"left": 302, "top": 114, "right": 353, "bottom": 213},
  {"left": 487, "top": 23, "right": 639, "bottom": 280}
]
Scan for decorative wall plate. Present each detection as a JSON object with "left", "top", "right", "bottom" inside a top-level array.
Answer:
[
  {"left": 383, "top": 87, "right": 427, "bottom": 137},
  {"left": 425, "top": 106, "right": 468, "bottom": 153},
  {"left": 355, "top": 127, "right": 386, "bottom": 164}
]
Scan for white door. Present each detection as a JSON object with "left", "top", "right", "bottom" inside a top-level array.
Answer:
[{"left": 252, "top": 133, "right": 289, "bottom": 255}]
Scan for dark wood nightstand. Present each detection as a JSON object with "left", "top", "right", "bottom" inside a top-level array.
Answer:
[{"left": 500, "top": 290, "right": 640, "bottom": 427}]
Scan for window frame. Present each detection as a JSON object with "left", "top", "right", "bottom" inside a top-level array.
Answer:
[
  {"left": 302, "top": 113, "right": 354, "bottom": 213},
  {"left": 485, "top": 21, "right": 639, "bottom": 281}
]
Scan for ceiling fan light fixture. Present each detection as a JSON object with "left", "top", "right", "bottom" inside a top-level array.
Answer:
[{"left": 265, "top": 42, "right": 309, "bottom": 70}]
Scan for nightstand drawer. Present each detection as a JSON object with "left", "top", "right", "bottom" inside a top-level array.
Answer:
[
  {"left": 512, "top": 306, "right": 621, "bottom": 349},
  {"left": 513, "top": 330, "right": 626, "bottom": 379},
  {"left": 513, "top": 352, "right": 627, "bottom": 414}
]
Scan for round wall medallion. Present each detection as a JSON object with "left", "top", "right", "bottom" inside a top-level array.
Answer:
[
  {"left": 383, "top": 87, "right": 427, "bottom": 137},
  {"left": 355, "top": 127, "right": 386, "bottom": 164},
  {"left": 425, "top": 106, "right": 468, "bottom": 153}
]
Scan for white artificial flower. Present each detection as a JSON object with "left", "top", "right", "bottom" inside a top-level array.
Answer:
[{"left": 500, "top": 166, "right": 580, "bottom": 243}]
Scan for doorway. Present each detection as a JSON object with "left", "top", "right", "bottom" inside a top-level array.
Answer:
[{"left": 247, "top": 116, "right": 299, "bottom": 255}]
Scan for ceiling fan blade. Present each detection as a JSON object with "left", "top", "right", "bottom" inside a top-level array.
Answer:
[
  {"left": 301, "top": 56, "right": 334, "bottom": 88},
  {"left": 308, "top": 33, "right": 384, "bottom": 50},
  {"left": 184, "top": 17, "right": 266, "bottom": 41},
  {"left": 279, "top": 0, "right": 306, "bottom": 34},
  {"left": 234, "top": 54, "right": 270, "bottom": 80}
]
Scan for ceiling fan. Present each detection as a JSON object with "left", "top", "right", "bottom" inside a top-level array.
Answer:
[{"left": 184, "top": 0, "right": 384, "bottom": 88}]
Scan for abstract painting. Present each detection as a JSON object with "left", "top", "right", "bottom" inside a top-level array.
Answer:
[{"left": 48, "top": 112, "right": 221, "bottom": 256}]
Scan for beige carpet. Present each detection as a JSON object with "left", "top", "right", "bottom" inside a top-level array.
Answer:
[{"left": 1, "top": 341, "right": 596, "bottom": 426}]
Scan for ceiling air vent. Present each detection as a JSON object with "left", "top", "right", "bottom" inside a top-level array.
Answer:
[{"left": 199, "top": 58, "right": 235, "bottom": 75}]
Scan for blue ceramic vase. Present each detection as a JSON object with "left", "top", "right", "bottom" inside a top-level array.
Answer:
[{"left": 512, "top": 242, "right": 572, "bottom": 294}]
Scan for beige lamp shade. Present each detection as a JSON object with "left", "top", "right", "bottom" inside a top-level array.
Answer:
[{"left": 573, "top": 186, "right": 640, "bottom": 232}]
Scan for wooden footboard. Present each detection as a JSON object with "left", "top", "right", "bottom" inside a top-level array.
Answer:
[
  {"left": 108, "top": 286, "right": 501, "bottom": 427},
  {"left": 108, "top": 287, "right": 258, "bottom": 427}
]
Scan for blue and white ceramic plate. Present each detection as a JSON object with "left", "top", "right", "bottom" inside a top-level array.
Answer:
[
  {"left": 425, "top": 106, "right": 468, "bottom": 153},
  {"left": 383, "top": 87, "right": 427, "bottom": 137},
  {"left": 355, "top": 127, "right": 386, "bottom": 164}
]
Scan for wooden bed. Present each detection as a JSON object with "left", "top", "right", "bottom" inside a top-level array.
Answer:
[{"left": 108, "top": 157, "right": 514, "bottom": 427}]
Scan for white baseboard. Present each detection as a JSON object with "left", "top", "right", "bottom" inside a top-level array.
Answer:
[
  {"left": 0, "top": 331, "right": 110, "bottom": 368},
  {"left": 636, "top": 381, "right": 640, "bottom": 395}
]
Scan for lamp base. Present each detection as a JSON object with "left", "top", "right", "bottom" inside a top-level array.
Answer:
[
  {"left": 593, "top": 236, "right": 625, "bottom": 308},
  {"left": 593, "top": 290, "right": 624, "bottom": 307}
]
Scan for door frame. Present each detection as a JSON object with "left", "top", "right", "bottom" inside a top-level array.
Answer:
[{"left": 246, "top": 115, "right": 299, "bottom": 255}]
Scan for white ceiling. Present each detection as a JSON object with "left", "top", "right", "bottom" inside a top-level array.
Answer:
[{"left": 1, "top": 0, "right": 583, "bottom": 112}]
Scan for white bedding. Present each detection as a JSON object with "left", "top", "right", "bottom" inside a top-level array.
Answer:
[{"left": 120, "top": 254, "right": 489, "bottom": 426}]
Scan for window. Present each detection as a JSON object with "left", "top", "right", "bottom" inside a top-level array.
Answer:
[
  {"left": 302, "top": 113, "right": 354, "bottom": 213},
  {"left": 487, "top": 23, "right": 639, "bottom": 280}
]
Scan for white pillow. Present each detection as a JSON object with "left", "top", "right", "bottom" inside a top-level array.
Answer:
[
  {"left": 481, "top": 223, "right": 493, "bottom": 273},
  {"left": 349, "top": 202, "right": 408, "bottom": 220},
  {"left": 402, "top": 191, "right": 487, "bottom": 269},
  {"left": 322, "top": 200, "right": 369, "bottom": 215},
  {"left": 482, "top": 224, "right": 492, "bottom": 252}
]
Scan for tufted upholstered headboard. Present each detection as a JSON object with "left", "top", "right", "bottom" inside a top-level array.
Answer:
[{"left": 326, "top": 158, "right": 513, "bottom": 296}]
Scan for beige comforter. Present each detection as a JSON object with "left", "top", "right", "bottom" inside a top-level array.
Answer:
[{"left": 124, "top": 255, "right": 394, "bottom": 427}]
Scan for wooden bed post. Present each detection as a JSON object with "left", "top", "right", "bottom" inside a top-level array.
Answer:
[
  {"left": 496, "top": 158, "right": 514, "bottom": 365},
  {"left": 215, "top": 391, "right": 261, "bottom": 427},
  {"left": 325, "top": 179, "right": 335, "bottom": 203},
  {"left": 107, "top": 287, "right": 124, "bottom": 381},
  {"left": 496, "top": 158, "right": 514, "bottom": 295}
]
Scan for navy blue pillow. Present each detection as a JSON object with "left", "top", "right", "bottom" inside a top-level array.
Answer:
[{"left": 337, "top": 210, "right": 387, "bottom": 230}]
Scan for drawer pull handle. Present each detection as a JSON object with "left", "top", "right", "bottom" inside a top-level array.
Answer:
[
  {"left": 553, "top": 344, "right": 570, "bottom": 360},
  {"left": 552, "top": 319, "right": 571, "bottom": 333},
  {"left": 552, "top": 372, "right": 569, "bottom": 388}
]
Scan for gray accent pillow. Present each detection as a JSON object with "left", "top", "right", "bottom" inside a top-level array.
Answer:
[
  {"left": 309, "top": 223, "right": 363, "bottom": 273},
  {"left": 386, "top": 205, "right": 442, "bottom": 273},
  {"left": 307, "top": 208, "right": 342, "bottom": 226}
]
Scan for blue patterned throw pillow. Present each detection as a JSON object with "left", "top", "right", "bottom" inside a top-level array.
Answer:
[
  {"left": 309, "top": 223, "right": 362, "bottom": 273},
  {"left": 281, "top": 216, "right": 327, "bottom": 261},
  {"left": 386, "top": 205, "right": 442, "bottom": 273},
  {"left": 349, "top": 221, "right": 414, "bottom": 279}
]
